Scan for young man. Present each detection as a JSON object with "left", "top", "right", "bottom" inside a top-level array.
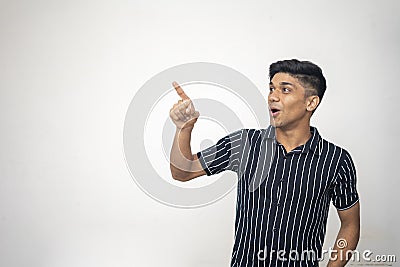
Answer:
[{"left": 169, "top": 59, "right": 360, "bottom": 267}]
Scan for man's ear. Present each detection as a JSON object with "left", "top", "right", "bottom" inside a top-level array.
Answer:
[{"left": 306, "top": 95, "right": 320, "bottom": 112}]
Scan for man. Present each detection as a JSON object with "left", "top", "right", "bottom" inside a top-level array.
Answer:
[{"left": 169, "top": 59, "right": 360, "bottom": 267}]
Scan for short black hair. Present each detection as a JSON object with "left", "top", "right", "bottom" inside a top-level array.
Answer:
[{"left": 269, "top": 59, "right": 327, "bottom": 101}]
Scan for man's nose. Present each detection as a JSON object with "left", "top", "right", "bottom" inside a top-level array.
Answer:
[{"left": 268, "top": 90, "right": 280, "bottom": 102}]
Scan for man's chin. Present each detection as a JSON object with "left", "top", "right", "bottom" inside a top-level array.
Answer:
[{"left": 269, "top": 118, "right": 279, "bottom": 127}]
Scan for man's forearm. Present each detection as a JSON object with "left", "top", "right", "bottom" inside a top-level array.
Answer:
[
  {"left": 327, "top": 224, "right": 360, "bottom": 267},
  {"left": 170, "top": 127, "right": 195, "bottom": 180}
]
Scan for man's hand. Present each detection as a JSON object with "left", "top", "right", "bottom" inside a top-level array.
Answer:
[
  {"left": 169, "top": 81, "right": 200, "bottom": 130},
  {"left": 169, "top": 81, "right": 205, "bottom": 181}
]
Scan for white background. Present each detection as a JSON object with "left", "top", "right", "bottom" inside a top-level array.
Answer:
[{"left": 1, "top": 0, "right": 399, "bottom": 266}]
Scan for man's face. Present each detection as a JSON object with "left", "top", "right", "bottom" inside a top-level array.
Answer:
[{"left": 268, "top": 72, "right": 311, "bottom": 129}]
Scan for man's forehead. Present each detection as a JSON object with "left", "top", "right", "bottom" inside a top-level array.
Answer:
[{"left": 270, "top": 72, "right": 299, "bottom": 85}]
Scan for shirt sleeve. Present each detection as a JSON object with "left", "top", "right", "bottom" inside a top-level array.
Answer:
[
  {"left": 196, "top": 129, "right": 243, "bottom": 176},
  {"left": 330, "top": 149, "right": 360, "bottom": 210}
]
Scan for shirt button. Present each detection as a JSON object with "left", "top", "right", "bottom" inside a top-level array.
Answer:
[
  {"left": 273, "top": 227, "right": 277, "bottom": 232},
  {"left": 280, "top": 178, "right": 284, "bottom": 182}
]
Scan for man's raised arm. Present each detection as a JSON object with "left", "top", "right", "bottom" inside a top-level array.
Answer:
[{"left": 169, "top": 81, "right": 206, "bottom": 181}]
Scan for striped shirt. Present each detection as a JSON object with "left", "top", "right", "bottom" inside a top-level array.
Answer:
[{"left": 196, "top": 126, "right": 359, "bottom": 267}]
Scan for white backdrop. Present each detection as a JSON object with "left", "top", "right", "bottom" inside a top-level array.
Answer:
[{"left": 0, "top": 0, "right": 399, "bottom": 266}]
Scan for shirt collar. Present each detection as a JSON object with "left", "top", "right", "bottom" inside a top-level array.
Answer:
[
  {"left": 264, "top": 125, "right": 321, "bottom": 155},
  {"left": 302, "top": 126, "right": 321, "bottom": 155}
]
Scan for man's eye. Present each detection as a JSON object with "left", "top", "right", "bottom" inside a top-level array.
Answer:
[
  {"left": 269, "top": 87, "right": 274, "bottom": 92},
  {"left": 282, "top": 88, "right": 290, "bottom": 93}
]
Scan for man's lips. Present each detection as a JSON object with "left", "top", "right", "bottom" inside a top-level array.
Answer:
[{"left": 269, "top": 107, "right": 281, "bottom": 117}]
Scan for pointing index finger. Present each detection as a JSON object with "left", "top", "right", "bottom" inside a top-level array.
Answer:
[{"left": 173, "top": 81, "right": 189, "bottom": 100}]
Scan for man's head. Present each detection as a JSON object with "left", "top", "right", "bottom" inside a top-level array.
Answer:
[{"left": 268, "top": 59, "right": 327, "bottom": 129}]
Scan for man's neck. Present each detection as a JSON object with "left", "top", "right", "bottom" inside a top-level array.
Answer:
[{"left": 275, "top": 125, "right": 312, "bottom": 153}]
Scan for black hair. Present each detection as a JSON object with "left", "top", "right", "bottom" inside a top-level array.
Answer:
[{"left": 269, "top": 59, "right": 327, "bottom": 101}]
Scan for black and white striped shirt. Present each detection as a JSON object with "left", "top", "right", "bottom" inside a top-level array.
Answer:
[{"left": 197, "top": 126, "right": 359, "bottom": 267}]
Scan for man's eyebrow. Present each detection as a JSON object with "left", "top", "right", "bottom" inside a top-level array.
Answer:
[
  {"left": 269, "top": 81, "right": 295, "bottom": 87},
  {"left": 280, "top": 82, "right": 294, "bottom": 86}
]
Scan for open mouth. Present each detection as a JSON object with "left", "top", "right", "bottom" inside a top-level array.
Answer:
[{"left": 270, "top": 108, "right": 280, "bottom": 116}]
